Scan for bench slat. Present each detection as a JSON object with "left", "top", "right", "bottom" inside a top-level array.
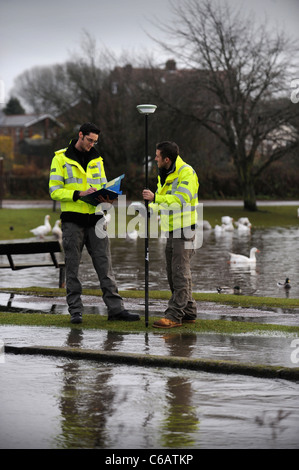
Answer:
[
  {"left": 0, "top": 237, "right": 65, "bottom": 287},
  {"left": 0, "top": 238, "right": 61, "bottom": 255}
]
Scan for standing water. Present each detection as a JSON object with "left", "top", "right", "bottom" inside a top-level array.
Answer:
[
  {"left": 1, "top": 227, "right": 298, "bottom": 298},
  {"left": 1, "top": 216, "right": 299, "bottom": 449}
]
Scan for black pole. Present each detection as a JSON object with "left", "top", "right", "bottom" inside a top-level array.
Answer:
[{"left": 144, "top": 114, "right": 149, "bottom": 328}]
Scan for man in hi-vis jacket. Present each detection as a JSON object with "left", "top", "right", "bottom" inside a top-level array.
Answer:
[
  {"left": 143, "top": 141, "right": 199, "bottom": 328},
  {"left": 49, "top": 122, "right": 140, "bottom": 324}
]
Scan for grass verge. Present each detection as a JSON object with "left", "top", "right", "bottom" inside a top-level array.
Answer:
[
  {"left": 1, "top": 286, "right": 299, "bottom": 309},
  {"left": 1, "top": 311, "right": 299, "bottom": 336}
]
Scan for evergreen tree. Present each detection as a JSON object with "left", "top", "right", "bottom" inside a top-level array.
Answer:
[{"left": 3, "top": 96, "right": 25, "bottom": 115}]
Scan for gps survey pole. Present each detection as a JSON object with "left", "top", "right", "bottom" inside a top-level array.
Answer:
[{"left": 136, "top": 104, "right": 157, "bottom": 327}]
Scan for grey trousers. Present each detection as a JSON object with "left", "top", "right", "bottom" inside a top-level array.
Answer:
[
  {"left": 164, "top": 235, "right": 197, "bottom": 322},
  {"left": 62, "top": 222, "right": 124, "bottom": 317}
]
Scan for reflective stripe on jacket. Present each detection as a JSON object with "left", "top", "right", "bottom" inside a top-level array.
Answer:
[
  {"left": 150, "top": 156, "right": 199, "bottom": 233},
  {"left": 49, "top": 147, "right": 107, "bottom": 214}
]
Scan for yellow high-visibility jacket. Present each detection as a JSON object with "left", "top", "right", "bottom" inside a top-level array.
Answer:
[
  {"left": 49, "top": 143, "right": 107, "bottom": 214},
  {"left": 150, "top": 156, "right": 199, "bottom": 233}
]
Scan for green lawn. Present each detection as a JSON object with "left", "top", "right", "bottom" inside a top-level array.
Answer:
[{"left": 202, "top": 205, "right": 298, "bottom": 228}]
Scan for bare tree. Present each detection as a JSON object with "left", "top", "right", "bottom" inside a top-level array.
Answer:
[
  {"left": 14, "top": 32, "right": 109, "bottom": 124},
  {"left": 150, "top": 0, "right": 299, "bottom": 210}
]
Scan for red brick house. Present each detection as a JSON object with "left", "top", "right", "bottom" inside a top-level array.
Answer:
[{"left": 0, "top": 111, "right": 63, "bottom": 149}]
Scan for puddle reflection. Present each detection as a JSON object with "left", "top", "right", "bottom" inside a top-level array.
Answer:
[{"left": 1, "top": 353, "right": 299, "bottom": 449}]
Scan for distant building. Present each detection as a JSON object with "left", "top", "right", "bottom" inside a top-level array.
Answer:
[
  {"left": 0, "top": 111, "right": 64, "bottom": 169},
  {"left": 0, "top": 111, "right": 63, "bottom": 148}
]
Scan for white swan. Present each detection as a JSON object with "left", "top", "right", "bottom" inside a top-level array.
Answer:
[
  {"left": 229, "top": 247, "right": 260, "bottom": 264},
  {"left": 236, "top": 217, "right": 251, "bottom": 227},
  {"left": 127, "top": 229, "right": 139, "bottom": 240},
  {"left": 52, "top": 219, "right": 62, "bottom": 242},
  {"left": 236, "top": 222, "right": 251, "bottom": 235},
  {"left": 30, "top": 215, "right": 51, "bottom": 239},
  {"left": 214, "top": 224, "right": 225, "bottom": 234},
  {"left": 223, "top": 221, "right": 234, "bottom": 231},
  {"left": 104, "top": 213, "right": 111, "bottom": 224},
  {"left": 221, "top": 216, "right": 234, "bottom": 225},
  {"left": 215, "top": 222, "right": 234, "bottom": 233},
  {"left": 202, "top": 220, "right": 212, "bottom": 230}
]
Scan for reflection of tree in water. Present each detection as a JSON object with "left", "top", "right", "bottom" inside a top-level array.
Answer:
[
  {"left": 159, "top": 333, "right": 200, "bottom": 448},
  {"left": 53, "top": 330, "right": 124, "bottom": 449}
]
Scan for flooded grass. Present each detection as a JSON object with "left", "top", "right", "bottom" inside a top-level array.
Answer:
[
  {"left": 1, "top": 286, "right": 299, "bottom": 309},
  {"left": 1, "top": 310, "right": 299, "bottom": 336}
]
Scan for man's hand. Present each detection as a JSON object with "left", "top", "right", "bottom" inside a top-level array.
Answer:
[
  {"left": 96, "top": 194, "right": 117, "bottom": 204},
  {"left": 79, "top": 187, "right": 97, "bottom": 197},
  {"left": 142, "top": 189, "right": 155, "bottom": 202}
]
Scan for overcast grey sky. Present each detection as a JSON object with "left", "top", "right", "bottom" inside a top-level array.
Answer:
[{"left": 1, "top": 0, "right": 299, "bottom": 104}]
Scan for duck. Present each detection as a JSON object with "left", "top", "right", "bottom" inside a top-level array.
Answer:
[
  {"left": 30, "top": 215, "right": 51, "bottom": 239},
  {"left": 229, "top": 247, "right": 260, "bottom": 264},
  {"left": 277, "top": 277, "right": 291, "bottom": 289},
  {"left": 216, "top": 285, "right": 242, "bottom": 295},
  {"left": 52, "top": 219, "right": 62, "bottom": 242}
]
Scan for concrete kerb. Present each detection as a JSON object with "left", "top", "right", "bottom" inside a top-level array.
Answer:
[{"left": 5, "top": 344, "right": 299, "bottom": 383}]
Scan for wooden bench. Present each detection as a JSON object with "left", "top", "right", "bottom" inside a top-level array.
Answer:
[{"left": 0, "top": 237, "right": 65, "bottom": 288}]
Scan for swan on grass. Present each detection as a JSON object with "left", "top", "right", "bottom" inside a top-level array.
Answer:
[
  {"left": 229, "top": 247, "right": 260, "bottom": 265},
  {"left": 30, "top": 215, "right": 51, "bottom": 239}
]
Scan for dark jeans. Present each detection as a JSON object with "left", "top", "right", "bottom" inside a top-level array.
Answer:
[
  {"left": 164, "top": 235, "right": 197, "bottom": 322},
  {"left": 62, "top": 221, "right": 124, "bottom": 317}
]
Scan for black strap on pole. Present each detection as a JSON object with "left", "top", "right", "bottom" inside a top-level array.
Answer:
[{"left": 144, "top": 114, "right": 149, "bottom": 328}]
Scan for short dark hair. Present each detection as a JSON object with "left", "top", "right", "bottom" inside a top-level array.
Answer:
[
  {"left": 156, "top": 141, "right": 179, "bottom": 162},
  {"left": 79, "top": 122, "right": 101, "bottom": 136}
]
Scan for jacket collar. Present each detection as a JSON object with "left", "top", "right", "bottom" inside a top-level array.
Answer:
[{"left": 65, "top": 138, "right": 100, "bottom": 163}]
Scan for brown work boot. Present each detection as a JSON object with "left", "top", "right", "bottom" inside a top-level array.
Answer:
[{"left": 153, "top": 318, "right": 182, "bottom": 329}]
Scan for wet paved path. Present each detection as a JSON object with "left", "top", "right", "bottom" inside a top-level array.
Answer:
[{"left": 1, "top": 292, "right": 298, "bottom": 370}]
